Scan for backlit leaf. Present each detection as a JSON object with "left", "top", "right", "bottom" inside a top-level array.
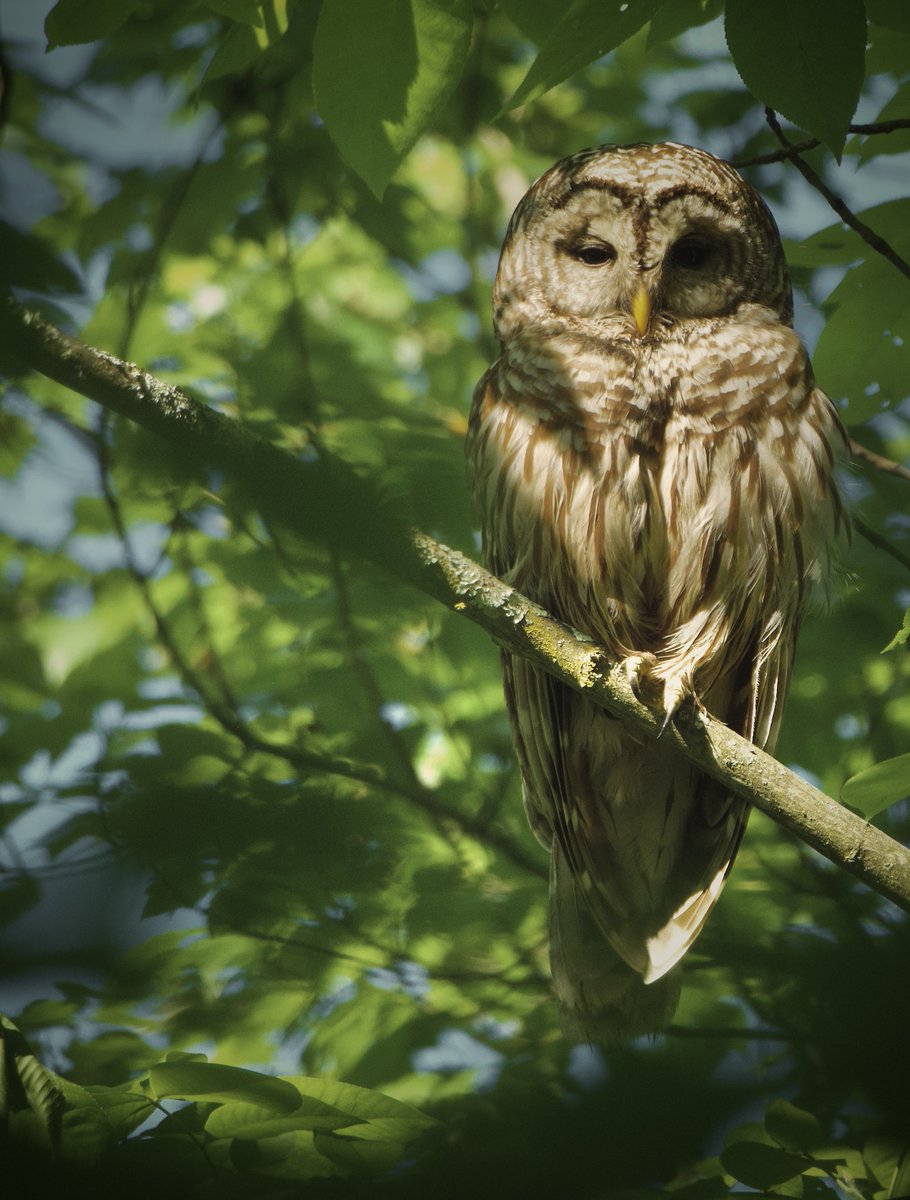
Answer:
[
  {"left": 506, "top": 0, "right": 661, "bottom": 110},
  {"left": 45, "top": 0, "right": 139, "bottom": 47},
  {"left": 765, "top": 1100, "right": 824, "bottom": 1152},
  {"left": 147, "top": 1062, "right": 301, "bottom": 1112},
  {"left": 841, "top": 754, "right": 910, "bottom": 819},
  {"left": 313, "top": 0, "right": 473, "bottom": 198},
  {"left": 725, "top": 0, "right": 866, "bottom": 154},
  {"left": 720, "top": 1141, "right": 808, "bottom": 1189}
]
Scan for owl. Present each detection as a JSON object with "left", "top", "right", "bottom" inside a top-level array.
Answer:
[{"left": 466, "top": 143, "right": 847, "bottom": 1038}]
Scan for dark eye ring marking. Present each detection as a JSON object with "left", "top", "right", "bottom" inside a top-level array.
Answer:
[
  {"left": 669, "top": 235, "right": 713, "bottom": 270},
  {"left": 574, "top": 243, "right": 616, "bottom": 267}
]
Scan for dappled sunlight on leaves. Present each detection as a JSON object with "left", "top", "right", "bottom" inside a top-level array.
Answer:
[{"left": 0, "top": 0, "right": 908, "bottom": 1193}]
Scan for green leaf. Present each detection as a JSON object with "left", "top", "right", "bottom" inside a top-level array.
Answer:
[
  {"left": 84, "top": 1086, "right": 157, "bottom": 1140},
  {"left": 0, "top": 1016, "right": 65, "bottom": 1148},
  {"left": 313, "top": 1126, "right": 406, "bottom": 1176},
  {"left": 720, "top": 1141, "right": 808, "bottom": 1189},
  {"left": 505, "top": 0, "right": 661, "bottom": 110},
  {"left": 867, "top": 0, "right": 910, "bottom": 32},
  {"left": 45, "top": 0, "right": 140, "bottom": 47},
  {"left": 287, "top": 1075, "right": 439, "bottom": 1139},
  {"left": 219, "top": 1128, "right": 339, "bottom": 1179},
  {"left": 53, "top": 1078, "right": 116, "bottom": 1165},
  {"left": 313, "top": 0, "right": 473, "bottom": 199},
  {"left": 0, "top": 221, "right": 81, "bottom": 293},
  {"left": 812, "top": 259, "right": 910, "bottom": 423},
  {"left": 884, "top": 608, "right": 910, "bottom": 652},
  {"left": 201, "top": 23, "right": 263, "bottom": 85},
  {"left": 724, "top": 0, "right": 866, "bottom": 155},
  {"left": 205, "top": 1094, "right": 357, "bottom": 1139},
  {"left": 864, "top": 1135, "right": 910, "bottom": 1196},
  {"left": 147, "top": 1062, "right": 302, "bottom": 1112},
  {"left": 841, "top": 754, "right": 910, "bottom": 819},
  {"left": 201, "top": 0, "right": 264, "bottom": 24},
  {"left": 786, "top": 202, "right": 910, "bottom": 421},
  {"left": 0, "top": 875, "right": 41, "bottom": 928},
  {"left": 663, "top": 1178, "right": 730, "bottom": 1200},
  {"left": 498, "top": 0, "right": 568, "bottom": 44},
  {"left": 765, "top": 1100, "right": 825, "bottom": 1152}
]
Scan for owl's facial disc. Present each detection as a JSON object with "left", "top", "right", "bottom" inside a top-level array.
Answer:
[
  {"left": 493, "top": 143, "right": 794, "bottom": 341},
  {"left": 538, "top": 184, "right": 755, "bottom": 330}
]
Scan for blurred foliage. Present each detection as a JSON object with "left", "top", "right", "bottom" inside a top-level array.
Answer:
[{"left": 0, "top": 0, "right": 909, "bottom": 1194}]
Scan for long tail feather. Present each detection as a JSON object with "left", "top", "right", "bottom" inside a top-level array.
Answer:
[{"left": 549, "top": 845, "right": 681, "bottom": 1041}]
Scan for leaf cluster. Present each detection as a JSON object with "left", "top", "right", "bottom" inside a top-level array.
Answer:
[{"left": 0, "top": 0, "right": 908, "bottom": 1194}]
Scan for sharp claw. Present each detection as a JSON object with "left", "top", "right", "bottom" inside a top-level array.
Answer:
[
  {"left": 623, "top": 656, "right": 697, "bottom": 735},
  {"left": 622, "top": 653, "right": 659, "bottom": 703},
  {"left": 658, "top": 675, "right": 694, "bottom": 735}
]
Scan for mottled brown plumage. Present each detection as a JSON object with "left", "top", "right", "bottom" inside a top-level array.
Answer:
[{"left": 467, "top": 143, "right": 847, "bottom": 1038}]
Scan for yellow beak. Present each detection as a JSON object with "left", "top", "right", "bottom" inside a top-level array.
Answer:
[{"left": 631, "top": 282, "right": 651, "bottom": 337}]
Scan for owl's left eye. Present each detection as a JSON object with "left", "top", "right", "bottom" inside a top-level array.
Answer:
[
  {"left": 669, "top": 235, "right": 713, "bottom": 269},
  {"left": 574, "top": 243, "right": 616, "bottom": 266}
]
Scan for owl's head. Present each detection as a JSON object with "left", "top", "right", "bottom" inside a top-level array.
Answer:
[{"left": 493, "top": 142, "right": 792, "bottom": 341}]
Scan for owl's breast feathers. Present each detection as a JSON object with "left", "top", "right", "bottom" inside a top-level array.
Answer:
[{"left": 468, "top": 305, "right": 847, "bottom": 722}]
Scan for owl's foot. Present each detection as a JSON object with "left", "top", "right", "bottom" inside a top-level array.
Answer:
[
  {"left": 658, "top": 672, "right": 695, "bottom": 736},
  {"left": 623, "top": 656, "right": 695, "bottom": 738},
  {"left": 622, "top": 653, "right": 664, "bottom": 713}
]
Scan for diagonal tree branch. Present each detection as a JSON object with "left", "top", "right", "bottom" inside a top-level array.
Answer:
[
  {"left": 850, "top": 438, "right": 910, "bottom": 487},
  {"left": 764, "top": 109, "right": 910, "bottom": 282},
  {"left": 4, "top": 296, "right": 910, "bottom": 915}
]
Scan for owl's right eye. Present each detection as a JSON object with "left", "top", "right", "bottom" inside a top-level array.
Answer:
[{"left": 574, "top": 243, "right": 616, "bottom": 266}]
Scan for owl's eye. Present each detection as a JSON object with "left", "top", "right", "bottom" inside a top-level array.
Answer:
[
  {"left": 574, "top": 243, "right": 616, "bottom": 266},
  {"left": 669, "top": 236, "right": 713, "bottom": 269}
]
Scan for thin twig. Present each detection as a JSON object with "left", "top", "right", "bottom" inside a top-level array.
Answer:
[
  {"left": 853, "top": 515, "right": 910, "bottom": 573},
  {"left": 765, "top": 109, "right": 910, "bottom": 281},
  {"left": 850, "top": 438, "right": 910, "bottom": 486},
  {"left": 733, "top": 117, "right": 910, "bottom": 167},
  {"left": 228, "top": 922, "right": 546, "bottom": 987},
  {"left": 733, "top": 136, "right": 822, "bottom": 167}
]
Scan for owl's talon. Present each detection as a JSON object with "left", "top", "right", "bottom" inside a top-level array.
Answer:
[
  {"left": 658, "top": 674, "right": 696, "bottom": 735},
  {"left": 623, "top": 652, "right": 669, "bottom": 721},
  {"left": 622, "top": 653, "right": 660, "bottom": 704}
]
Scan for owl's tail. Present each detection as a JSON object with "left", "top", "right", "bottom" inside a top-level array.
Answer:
[{"left": 548, "top": 844, "right": 682, "bottom": 1041}]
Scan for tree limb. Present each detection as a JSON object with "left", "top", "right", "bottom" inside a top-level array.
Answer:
[
  {"left": 765, "top": 109, "right": 910, "bottom": 282},
  {"left": 852, "top": 516, "right": 910, "bottom": 573},
  {"left": 4, "top": 296, "right": 910, "bottom": 915},
  {"left": 850, "top": 438, "right": 910, "bottom": 487}
]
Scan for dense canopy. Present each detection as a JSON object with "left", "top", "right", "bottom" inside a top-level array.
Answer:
[{"left": 1, "top": 0, "right": 908, "bottom": 1195}]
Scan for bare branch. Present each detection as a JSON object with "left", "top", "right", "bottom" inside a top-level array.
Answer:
[
  {"left": 5, "top": 296, "right": 910, "bottom": 915},
  {"left": 765, "top": 109, "right": 910, "bottom": 281},
  {"left": 733, "top": 117, "right": 910, "bottom": 167},
  {"left": 853, "top": 516, "right": 910, "bottom": 573},
  {"left": 850, "top": 438, "right": 910, "bottom": 486}
]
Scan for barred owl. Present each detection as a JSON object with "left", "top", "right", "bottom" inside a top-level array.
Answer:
[{"left": 467, "top": 143, "right": 847, "bottom": 1038}]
